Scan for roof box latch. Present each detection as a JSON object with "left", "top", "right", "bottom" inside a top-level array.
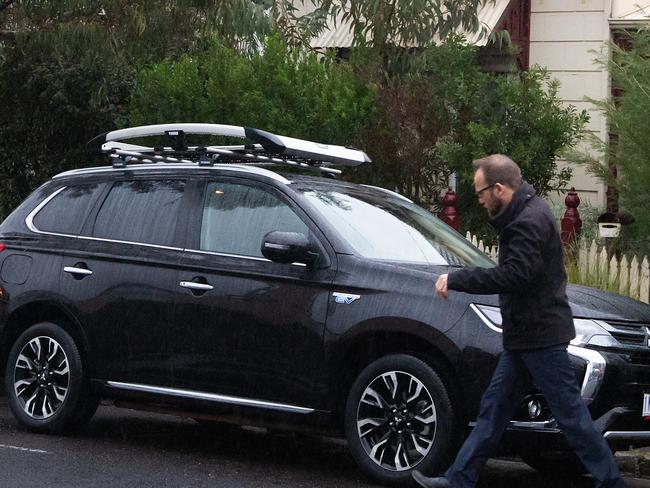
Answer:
[{"left": 166, "top": 130, "right": 187, "bottom": 151}]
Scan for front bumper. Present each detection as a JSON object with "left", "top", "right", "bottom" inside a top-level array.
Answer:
[
  {"left": 503, "top": 345, "right": 650, "bottom": 449},
  {"left": 605, "top": 430, "right": 650, "bottom": 442}
]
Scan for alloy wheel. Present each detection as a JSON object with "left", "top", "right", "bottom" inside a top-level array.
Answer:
[
  {"left": 356, "top": 370, "right": 437, "bottom": 471},
  {"left": 13, "top": 336, "right": 70, "bottom": 419}
]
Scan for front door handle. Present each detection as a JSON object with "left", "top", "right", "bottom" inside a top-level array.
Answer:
[
  {"left": 64, "top": 264, "right": 93, "bottom": 278},
  {"left": 179, "top": 281, "right": 214, "bottom": 291}
]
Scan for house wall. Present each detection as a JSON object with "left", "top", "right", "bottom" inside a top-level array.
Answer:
[{"left": 529, "top": 0, "right": 612, "bottom": 209}]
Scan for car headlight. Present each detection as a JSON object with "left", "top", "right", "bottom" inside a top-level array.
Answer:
[
  {"left": 571, "top": 318, "right": 620, "bottom": 347},
  {"left": 472, "top": 304, "right": 620, "bottom": 348},
  {"left": 471, "top": 304, "right": 502, "bottom": 332}
]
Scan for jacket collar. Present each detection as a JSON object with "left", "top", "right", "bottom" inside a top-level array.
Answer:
[{"left": 490, "top": 181, "right": 536, "bottom": 232}]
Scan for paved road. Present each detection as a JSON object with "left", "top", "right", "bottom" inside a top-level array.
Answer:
[{"left": 0, "top": 398, "right": 648, "bottom": 488}]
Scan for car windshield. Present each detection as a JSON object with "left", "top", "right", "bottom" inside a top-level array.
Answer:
[{"left": 300, "top": 186, "right": 495, "bottom": 268}]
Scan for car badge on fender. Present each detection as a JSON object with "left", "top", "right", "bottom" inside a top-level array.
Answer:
[
  {"left": 333, "top": 292, "right": 361, "bottom": 304},
  {"left": 646, "top": 327, "right": 650, "bottom": 348}
]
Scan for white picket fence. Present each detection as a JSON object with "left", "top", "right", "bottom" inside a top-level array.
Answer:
[
  {"left": 465, "top": 231, "right": 499, "bottom": 262},
  {"left": 465, "top": 232, "right": 650, "bottom": 304},
  {"left": 576, "top": 240, "right": 650, "bottom": 303}
]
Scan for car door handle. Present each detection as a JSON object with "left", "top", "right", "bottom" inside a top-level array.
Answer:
[
  {"left": 179, "top": 281, "right": 214, "bottom": 291},
  {"left": 63, "top": 266, "right": 93, "bottom": 277}
]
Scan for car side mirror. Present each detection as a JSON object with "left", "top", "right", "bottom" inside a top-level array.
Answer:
[{"left": 261, "top": 231, "right": 320, "bottom": 266}]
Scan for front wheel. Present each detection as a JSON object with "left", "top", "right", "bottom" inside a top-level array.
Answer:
[
  {"left": 4, "top": 322, "right": 98, "bottom": 434},
  {"left": 344, "top": 354, "right": 456, "bottom": 486}
]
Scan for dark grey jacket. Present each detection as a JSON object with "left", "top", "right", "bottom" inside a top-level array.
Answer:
[{"left": 447, "top": 182, "right": 575, "bottom": 350}]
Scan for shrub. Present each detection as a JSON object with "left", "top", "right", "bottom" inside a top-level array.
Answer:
[
  {"left": 349, "top": 40, "right": 587, "bottom": 241},
  {"left": 128, "top": 36, "right": 376, "bottom": 148},
  {"left": 348, "top": 37, "right": 487, "bottom": 211},
  {"left": 444, "top": 67, "right": 588, "bottom": 239},
  {"left": 0, "top": 28, "right": 133, "bottom": 217}
]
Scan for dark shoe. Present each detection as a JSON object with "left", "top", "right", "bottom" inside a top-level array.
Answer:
[{"left": 411, "top": 470, "right": 452, "bottom": 488}]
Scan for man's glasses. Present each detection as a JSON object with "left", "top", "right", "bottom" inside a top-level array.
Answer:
[{"left": 474, "top": 183, "right": 495, "bottom": 197}]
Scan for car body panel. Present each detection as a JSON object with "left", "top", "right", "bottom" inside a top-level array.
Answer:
[{"left": 173, "top": 249, "right": 334, "bottom": 407}]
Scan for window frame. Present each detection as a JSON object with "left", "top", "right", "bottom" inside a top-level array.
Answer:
[
  {"left": 81, "top": 175, "right": 191, "bottom": 250},
  {"left": 27, "top": 181, "right": 107, "bottom": 238},
  {"left": 185, "top": 176, "right": 332, "bottom": 268}
]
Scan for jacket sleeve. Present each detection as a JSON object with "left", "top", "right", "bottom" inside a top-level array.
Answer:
[{"left": 447, "top": 216, "right": 548, "bottom": 295}]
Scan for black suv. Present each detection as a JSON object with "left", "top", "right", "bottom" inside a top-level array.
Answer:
[{"left": 1, "top": 124, "right": 650, "bottom": 486}]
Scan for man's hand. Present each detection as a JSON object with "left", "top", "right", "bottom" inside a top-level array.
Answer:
[{"left": 436, "top": 274, "right": 449, "bottom": 299}]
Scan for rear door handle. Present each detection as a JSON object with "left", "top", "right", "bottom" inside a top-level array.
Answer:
[
  {"left": 64, "top": 266, "right": 93, "bottom": 277},
  {"left": 179, "top": 281, "right": 213, "bottom": 291}
]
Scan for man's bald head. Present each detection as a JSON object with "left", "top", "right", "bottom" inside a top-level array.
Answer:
[{"left": 472, "top": 154, "right": 522, "bottom": 190}]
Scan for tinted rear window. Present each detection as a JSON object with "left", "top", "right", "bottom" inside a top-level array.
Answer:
[
  {"left": 92, "top": 180, "right": 185, "bottom": 247},
  {"left": 33, "top": 184, "right": 102, "bottom": 235}
]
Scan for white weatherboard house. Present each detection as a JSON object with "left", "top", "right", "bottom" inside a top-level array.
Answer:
[
  {"left": 530, "top": 0, "right": 649, "bottom": 208},
  {"left": 293, "top": 0, "right": 650, "bottom": 210}
]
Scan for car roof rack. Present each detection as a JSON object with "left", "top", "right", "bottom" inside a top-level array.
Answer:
[{"left": 88, "top": 123, "right": 372, "bottom": 176}]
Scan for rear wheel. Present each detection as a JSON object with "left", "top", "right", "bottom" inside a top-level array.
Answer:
[
  {"left": 4, "top": 322, "right": 98, "bottom": 434},
  {"left": 344, "top": 354, "right": 456, "bottom": 486}
]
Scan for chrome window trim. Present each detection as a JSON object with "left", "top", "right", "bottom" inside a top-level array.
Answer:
[
  {"left": 76, "top": 235, "right": 183, "bottom": 251},
  {"left": 567, "top": 345, "right": 606, "bottom": 405},
  {"left": 53, "top": 163, "right": 291, "bottom": 184},
  {"left": 186, "top": 248, "right": 271, "bottom": 262},
  {"left": 28, "top": 211, "right": 184, "bottom": 251},
  {"left": 470, "top": 303, "right": 502, "bottom": 334},
  {"left": 185, "top": 248, "right": 307, "bottom": 267},
  {"left": 26, "top": 184, "right": 184, "bottom": 251},
  {"left": 106, "top": 381, "right": 314, "bottom": 414},
  {"left": 26, "top": 188, "right": 309, "bottom": 258},
  {"left": 25, "top": 186, "right": 71, "bottom": 235}
]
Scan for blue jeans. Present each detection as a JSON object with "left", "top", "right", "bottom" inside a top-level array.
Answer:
[{"left": 446, "top": 344, "right": 624, "bottom": 488}]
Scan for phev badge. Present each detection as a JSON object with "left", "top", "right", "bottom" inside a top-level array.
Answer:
[{"left": 333, "top": 292, "right": 361, "bottom": 304}]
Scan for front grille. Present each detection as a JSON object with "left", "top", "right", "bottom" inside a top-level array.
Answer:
[{"left": 605, "top": 320, "right": 649, "bottom": 347}]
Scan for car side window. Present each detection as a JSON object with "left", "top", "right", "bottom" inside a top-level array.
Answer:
[
  {"left": 200, "top": 181, "right": 309, "bottom": 257},
  {"left": 33, "top": 184, "right": 103, "bottom": 235},
  {"left": 93, "top": 179, "right": 185, "bottom": 247}
]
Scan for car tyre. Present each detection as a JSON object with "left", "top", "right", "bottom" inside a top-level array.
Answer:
[
  {"left": 344, "top": 354, "right": 455, "bottom": 486},
  {"left": 4, "top": 322, "right": 97, "bottom": 434}
]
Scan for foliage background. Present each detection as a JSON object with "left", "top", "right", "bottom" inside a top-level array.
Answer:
[
  {"left": 0, "top": 0, "right": 587, "bottom": 239},
  {"left": 128, "top": 36, "right": 376, "bottom": 146},
  {"left": 349, "top": 43, "right": 587, "bottom": 240},
  {"left": 0, "top": 27, "right": 133, "bottom": 214},
  {"left": 0, "top": 0, "right": 283, "bottom": 215}
]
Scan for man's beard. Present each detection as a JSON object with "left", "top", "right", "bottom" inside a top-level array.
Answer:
[{"left": 487, "top": 200, "right": 504, "bottom": 218}]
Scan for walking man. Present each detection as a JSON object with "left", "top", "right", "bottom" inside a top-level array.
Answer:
[{"left": 412, "top": 155, "right": 624, "bottom": 488}]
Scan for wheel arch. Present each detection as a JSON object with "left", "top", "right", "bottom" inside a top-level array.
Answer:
[
  {"left": 329, "top": 319, "right": 465, "bottom": 428},
  {"left": 1, "top": 301, "right": 91, "bottom": 381}
]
